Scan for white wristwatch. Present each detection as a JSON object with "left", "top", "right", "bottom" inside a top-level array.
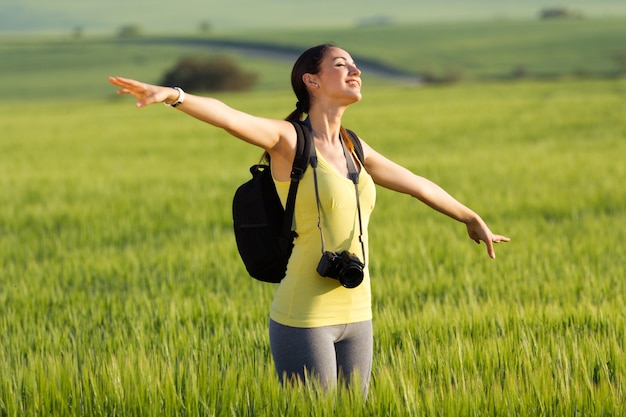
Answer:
[{"left": 165, "top": 86, "right": 185, "bottom": 107}]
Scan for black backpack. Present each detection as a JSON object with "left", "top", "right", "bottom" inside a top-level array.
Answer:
[{"left": 232, "top": 120, "right": 364, "bottom": 283}]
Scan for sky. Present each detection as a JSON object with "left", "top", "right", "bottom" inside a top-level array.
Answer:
[{"left": 2, "top": 0, "right": 626, "bottom": 35}]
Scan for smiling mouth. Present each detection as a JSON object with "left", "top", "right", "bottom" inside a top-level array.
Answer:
[{"left": 347, "top": 80, "right": 361, "bottom": 88}]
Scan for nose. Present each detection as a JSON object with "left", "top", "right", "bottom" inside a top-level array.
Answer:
[{"left": 349, "top": 63, "right": 361, "bottom": 76}]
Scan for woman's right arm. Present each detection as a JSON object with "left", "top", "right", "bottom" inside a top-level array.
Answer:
[{"left": 108, "top": 76, "right": 294, "bottom": 154}]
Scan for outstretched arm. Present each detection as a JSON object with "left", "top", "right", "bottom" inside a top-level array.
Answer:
[
  {"left": 107, "top": 76, "right": 294, "bottom": 154},
  {"left": 360, "top": 139, "right": 510, "bottom": 258}
]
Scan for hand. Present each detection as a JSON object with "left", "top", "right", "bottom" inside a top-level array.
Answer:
[
  {"left": 465, "top": 217, "right": 510, "bottom": 259},
  {"left": 108, "top": 76, "right": 177, "bottom": 108}
]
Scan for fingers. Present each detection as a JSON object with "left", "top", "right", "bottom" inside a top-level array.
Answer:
[
  {"left": 485, "top": 234, "right": 510, "bottom": 259},
  {"left": 108, "top": 76, "right": 147, "bottom": 95},
  {"left": 108, "top": 76, "right": 156, "bottom": 107},
  {"left": 114, "top": 88, "right": 131, "bottom": 96},
  {"left": 108, "top": 76, "right": 138, "bottom": 88},
  {"left": 493, "top": 234, "right": 511, "bottom": 243},
  {"left": 108, "top": 77, "right": 136, "bottom": 96},
  {"left": 108, "top": 76, "right": 127, "bottom": 95},
  {"left": 468, "top": 223, "right": 510, "bottom": 259},
  {"left": 108, "top": 76, "right": 132, "bottom": 90},
  {"left": 107, "top": 75, "right": 119, "bottom": 86},
  {"left": 485, "top": 239, "right": 496, "bottom": 259}
]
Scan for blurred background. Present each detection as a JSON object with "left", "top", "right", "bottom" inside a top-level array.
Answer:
[
  {"left": 2, "top": 0, "right": 626, "bottom": 35},
  {"left": 2, "top": 0, "right": 626, "bottom": 101}
]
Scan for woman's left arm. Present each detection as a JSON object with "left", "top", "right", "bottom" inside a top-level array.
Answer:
[{"left": 361, "top": 139, "right": 510, "bottom": 258}]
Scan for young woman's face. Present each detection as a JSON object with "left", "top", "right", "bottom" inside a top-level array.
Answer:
[{"left": 310, "top": 47, "right": 362, "bottom": 105}]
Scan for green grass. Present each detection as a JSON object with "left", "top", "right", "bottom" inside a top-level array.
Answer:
[{"left": 1, "top": 78, "right": 625, "bottom": 415}]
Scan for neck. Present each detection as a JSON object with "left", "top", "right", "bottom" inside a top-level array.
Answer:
[{"left": 307, "top": 105, "right": 346, "bottom": 144}]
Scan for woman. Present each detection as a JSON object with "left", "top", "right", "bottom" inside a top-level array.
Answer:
[{"left": 108, "top": 43, "right": 509, "bottom": 397}]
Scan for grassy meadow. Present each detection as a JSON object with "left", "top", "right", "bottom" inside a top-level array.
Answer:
[
  {"left": 1, "top": 23, "right": 625, "bottom": 416},
  {"left": 2, "top": 80, "right": 625, "bottom": 415}
]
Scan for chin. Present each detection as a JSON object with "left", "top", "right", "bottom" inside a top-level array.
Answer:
[{"left": 350, "top": 92, "right": 363, "bottom": 102}]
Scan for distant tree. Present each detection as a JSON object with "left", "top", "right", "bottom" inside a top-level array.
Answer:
[
  {"left": 117, "top": 24, "right": 142, "bottom": 38},
  {"left": 160, "top": 55, "right": 258, "bottom": 92},
  {"left": 420, "top": 67, "right": 463, "bottom": 84},
  {"left": 199, "top": 21, "right": 212, "bottom": 34},
  {"left": 357, "top": 16, "right": 393, "bottom": 27},
  {"left": 512, "top": 65, "right": 528, "bottom": 79},
  {"left": 539, "top": 8, "right": 583, "bottom": 20},
  {"left": 73, "top": 26, "right": 83, "bottom": 39},
  {"left": 615, "top": 52, "right": 626, "bottom": 76}
]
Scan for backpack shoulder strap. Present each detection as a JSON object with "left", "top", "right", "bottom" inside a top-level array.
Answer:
[
  {"left": 290, "top": 121, "right": 312, "bottom": 179},
  {"left": 279, "top": 121, "right": 312, "bottom": 249},
  {"left": 346, "top": 129, "right": 365, "bottom": 166}
]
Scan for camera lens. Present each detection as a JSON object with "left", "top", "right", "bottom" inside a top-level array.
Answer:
[{"left": 338, "top": 264, "right": 364, "bottom": 288}]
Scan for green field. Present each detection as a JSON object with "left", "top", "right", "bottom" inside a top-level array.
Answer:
[
  {"left": 2, "top": 79, "right": 625, "bottom": 415},
  {"left": 1, "top": 22, "right": 625, "bottom": 416}
]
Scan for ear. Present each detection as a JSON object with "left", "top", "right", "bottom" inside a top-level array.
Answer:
[{"left": 302, "top": 73, "right": 319, "bottom": 88}]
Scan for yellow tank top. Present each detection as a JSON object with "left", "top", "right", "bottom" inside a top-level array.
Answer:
[{"left": 270, "top": 149, "right": 376, "bottom": 328}]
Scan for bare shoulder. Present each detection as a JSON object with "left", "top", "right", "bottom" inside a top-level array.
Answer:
[
  {"left": 351, "top": 134, "right": 376, "bottom": 165},
  {"left": 267, "top": 120, "right": 300, "bottom": 181},
  {"left": 269, "top": 119, "right": 299, "bottom": 156}
]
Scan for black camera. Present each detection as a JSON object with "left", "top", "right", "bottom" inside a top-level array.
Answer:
[{"left": 316, "top": 251, "right": 365, "bottom": 288}]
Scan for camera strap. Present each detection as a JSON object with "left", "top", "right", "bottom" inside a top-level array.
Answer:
[{"left": 309, "top": 131, "right": 367, "bottom": 266}]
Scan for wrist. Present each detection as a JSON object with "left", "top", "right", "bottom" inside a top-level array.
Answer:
[
  {"left": 463, "top": 213, "right": 482, "bottom": 226},
  {"left": 164, "top": 86, "right": 185, "bottom": 107}
]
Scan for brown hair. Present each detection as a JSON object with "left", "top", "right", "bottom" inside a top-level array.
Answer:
[
  {"left": 286, "top": 43, "right": 355, "bottom": 152},
  {"left": 264, "top": 43, "right": 356, "bottom": 162},
  {"left": 285, "top": 43, "right": 335, "bottom": 122}
]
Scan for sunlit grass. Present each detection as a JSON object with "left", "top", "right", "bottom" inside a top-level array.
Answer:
[{"left": 1, "top": 79, "right": 625, "bottom": 415}]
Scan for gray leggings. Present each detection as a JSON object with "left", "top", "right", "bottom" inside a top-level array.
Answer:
[{"left": 269, "top": 319, "right": 373, "bottom": 397}]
